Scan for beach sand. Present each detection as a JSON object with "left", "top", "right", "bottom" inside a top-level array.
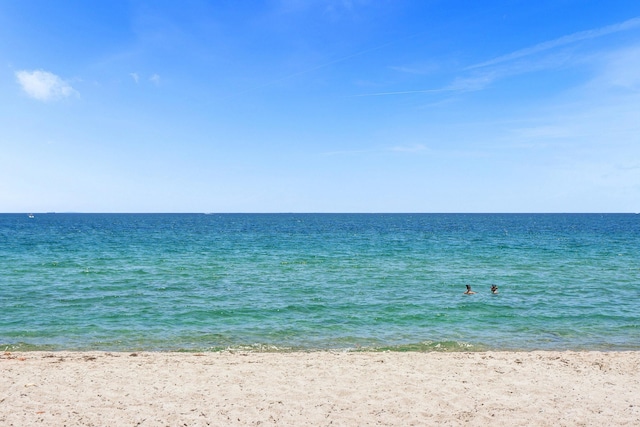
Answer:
[{"left": 1, "top": 351, "right": 639, "bottom": 426}]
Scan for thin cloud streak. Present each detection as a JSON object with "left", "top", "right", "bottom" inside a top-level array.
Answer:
[
  {"left": 223, "top": 40, "right": 396, "bottom": 100},
  {"left": 467, "top": 16, "right": 640, "bottom": 70},
  {"left": 352, "top": 88, "right": 446, "bottom": 97},
  {"left": 356, "top": 16, "right": 640, "bottom": 98},
  {"left": 222, "top": 31, "right": 425, "bottom": 100},
  {"left": 354, "top": 72, "right": 497, "bottom": 97},
  {"left": 390, "top": 143, "right": 428, "bottom": 153},
  {"left": 322, "top": 144, "right": 429, "bottom": 156}
]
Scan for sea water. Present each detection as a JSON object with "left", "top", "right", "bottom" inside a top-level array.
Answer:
[{"left": 1, "top": 213, "right": 638, "bottom": 352}]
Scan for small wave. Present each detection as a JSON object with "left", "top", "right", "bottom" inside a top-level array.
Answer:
[{"left": 1, "top": 342, "right": 58, "bottom": 352}]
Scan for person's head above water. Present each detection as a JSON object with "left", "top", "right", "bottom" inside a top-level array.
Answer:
[
  {"left": 464, "top": 284, "right": 476, "bottom": 294},
  {"left": 491, "top": 284, "right": 498, "bottom": 294}
]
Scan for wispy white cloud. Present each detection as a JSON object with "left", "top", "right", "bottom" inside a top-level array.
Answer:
[
  {"left": 276, "top": 0, "right": 369, "bottom": 16},
  {"left": 445, "top": 73, "right": 498, "bottom": 92},
  {"left": 15, "top": 70, "right": 78, "bottom": 101},
  {"left": 353, "top": 88, "right": 445, "bottom": 97},
  {"left": 353, "top": 73, "right": 497, "bottom": 96},
  {"left": 359, "top": 16, "right": 640, "bottom": 98},
  {"left": 507, "top": 42, "right": 640, "bottom": 144},
  {"left": 390, "top": 143, "right": 428, "bottom": 153},
  {"left": 388, "top": 62, "right": 441, "bottom": 76},
  {"left": 331, "top": 0, "right": 375, "bottom": 14},
  {"left": 130, "top": 72, "right": 140, "bottom": 83},
  {"left": 149, "top": 74, "right": 161, "bottom": 85},
  {"left": 510, "top": 124, "right": 580, "bottom": 141},
  {"left": 467, "top": 16, "right": 640, "bottom": 70},
  {"left": 322, "top": 143, "right": 429, "bottom": 156},
  {"left": 590, "top": 45, "right": 640, "bottom": 90}
]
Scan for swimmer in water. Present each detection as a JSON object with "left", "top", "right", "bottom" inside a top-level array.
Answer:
[
  {"left": 463, "top": 284, "right": 476, "bottom": 295},
  {"left": 491, "top": 284, "right": 498, "bottom": 294}
]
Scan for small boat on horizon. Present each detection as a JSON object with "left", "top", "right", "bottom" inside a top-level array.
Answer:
[{"left": 28, "top": 213, "right": 35, "bottom": 218}]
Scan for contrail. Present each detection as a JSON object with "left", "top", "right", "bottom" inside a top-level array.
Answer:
[
  {"left": 354, "top": 16, "right": 640, "bottom": 97},
  {"left": 467, "top": 16, "right": 640, "bottom": 70}
]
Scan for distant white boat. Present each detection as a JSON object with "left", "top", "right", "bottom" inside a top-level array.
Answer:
[{"left": 28, "top": 213, "right": 35, "bottom": 218}]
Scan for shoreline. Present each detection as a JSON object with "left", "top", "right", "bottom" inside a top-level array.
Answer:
[{"left": 2, "top": 350, "right": 639, "bottom": 426}]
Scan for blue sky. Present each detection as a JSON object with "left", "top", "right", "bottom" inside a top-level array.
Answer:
[{"left": 2, "top": 0, "right": 639, "bottom": 212}]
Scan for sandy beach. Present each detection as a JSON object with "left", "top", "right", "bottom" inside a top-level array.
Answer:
[{"left": 1, "top": 351, "right": 639, "bottom": 426}]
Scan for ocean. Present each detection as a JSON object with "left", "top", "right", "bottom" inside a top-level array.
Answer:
[{"left": 1, "top": 213, "right": 638, "bottom": 352}]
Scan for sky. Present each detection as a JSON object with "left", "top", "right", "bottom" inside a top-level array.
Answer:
[{"left": 2, "top": 0, "right": 640, "bottom": 213}]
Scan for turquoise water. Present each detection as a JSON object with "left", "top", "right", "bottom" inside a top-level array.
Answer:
[{"left": 1, "top": 213, "right": 639, "bottom": 352}]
